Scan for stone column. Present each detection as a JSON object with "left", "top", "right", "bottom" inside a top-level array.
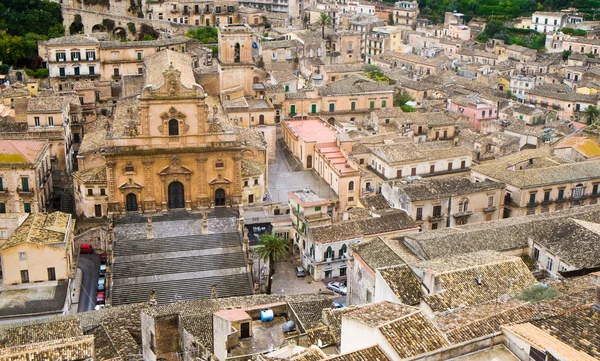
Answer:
[
  {"left": 202, "top": 211, "right": 208, "bottom": 234},
  {"left": 142, "top": 159, "right": 155, "bottom": 212},
  {"left": 185, "top": 174, "right": 192, "bottom": 210},
  {"left": 195, "top": 157, "right": 208, "bottom": 208},
  {"left": 233, "top": 154, "right": 243, "bottom": 206},
  {"left": 106, "top": 161, "right": 119, "bottom": 213},
  {"left": 160, "top": 175, "right": 167, "bottom": 212}
]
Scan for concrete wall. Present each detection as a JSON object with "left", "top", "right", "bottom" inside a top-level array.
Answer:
[
  {"left": 141, "top": 311, "right": 158, "bottom": 361},
  {"left": 348, "top": 253, "right": 376, "bottom": 305},
  {"left": 373, "top": 270, "right": 401, "bottom": 304}
]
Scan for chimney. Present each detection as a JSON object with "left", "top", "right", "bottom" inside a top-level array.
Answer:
[
  {"left": 147, "top": 216, "right": 153, "bottom": 240},
  {"left": 148, "top": 288, "right": 157, "bottom": 306},
  {"left": 592, "top": 271, "right": 600, "bottom": 311},
  {"left": 211, "top": 283, "right": 218, "bottom": 299}
]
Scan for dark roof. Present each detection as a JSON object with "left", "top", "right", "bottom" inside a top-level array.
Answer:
[
  {"left": 309, "top": 211, "right": 417, "bottom": 244},
  {"left": 377, "top": 265, "right": 424, "bottom": 306},
  {"left": 390, "top": 177, "right": 505, "bottom": 201},
  {"left": 327, "top": 346, "right": 391, "bottom": 361},
  {"left": 352, "top": 237, "right": 404, "bottom": 271}
]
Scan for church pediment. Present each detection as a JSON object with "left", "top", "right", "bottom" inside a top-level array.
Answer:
[
  {"left": 119, "top": 179, "right": 143, "bottom": 190},
  {"left": 209, "top": 175, "right": 232, "bottom": 185},
  {"left": 158, "top": 155, "right": 193, "bottom": 175}
]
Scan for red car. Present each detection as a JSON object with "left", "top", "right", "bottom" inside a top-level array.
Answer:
[
  {"left": 96, "top": 292, "right": 105, "bottom": 305},
  {"left": 100, "top": 253, "right": 107, "bottom": 264},
  {"left": 80, "top": 244, "right": 93, "bottom": 254}
]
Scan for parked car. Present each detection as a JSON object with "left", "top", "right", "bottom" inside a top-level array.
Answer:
[
  {"left": 295, "top": 266, "right": 305, "bottom": 277},
  {"left": 94, "top": 304, "right": 105, "bottom": 310},
  {"left": 334, "top": 302, "right": 346, "bottom": 309},
  {"left": 97, "top": 277, "right": 106, "bottom": 291},
  {"left": 327, "top": 281, "right": 347, "bottom": 295},
  {"left": 99, "top": 264, "right": 106, "bottom": 276},
  {"left": 100, "top": 252, "right": 107, "bottom": 264},
  {"left": 80, "top": 244, "right": 93, "bottom": 254},
  {"left": 96, "top": 291, "right": 105, "bottom": 305}
]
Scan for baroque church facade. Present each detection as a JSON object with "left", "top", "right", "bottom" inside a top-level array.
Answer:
[{"left": 73, "top": 47, "right": 267, "bottom": 217}]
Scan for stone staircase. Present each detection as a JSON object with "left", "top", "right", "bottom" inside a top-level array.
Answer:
[
  {"left": 277, "top": 138, "right": 303, "bottom": 172},
  {"left": 111, "top": 273, "right": 253, "bottom": 305},
  {"left": 59, "top": 192, "right": 74, "bottom": 214},
  {"left": 112, "top": 251, "right": 247, "bottom": 279},
  {"left": 113, "top": 232, "right": 242, "bottom": 256}
]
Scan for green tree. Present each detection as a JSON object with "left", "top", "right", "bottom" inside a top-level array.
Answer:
[
  {"left": 562, "top": 50, "right": 572, "bottom": 60},
  {"left": 255, "top": 233, "right": 288, "bottom": 294},
  {"left": 517, "top": 285, "right": 559, "bottom": 302},
  {"left": 394, "top": 92, "right": 414, "bottom": 107},
  {"left": 388, "top": 13, "right": 395, "bottom": 25},
  {"left": 185, "top": 27, "right": 218, "bottom": 44},
  {"left": 485, "top": 19, "right": 505, "bottom": 38},
  {"left": 316, "top": 13, "right": 331, "bottom": 40},
  {"left": 584, "top": 105, "right": 600, "bottom": 125}
]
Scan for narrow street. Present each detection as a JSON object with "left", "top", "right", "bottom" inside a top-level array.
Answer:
[{"left": 77, "top": 254, "right": 100, "bottom": 312}]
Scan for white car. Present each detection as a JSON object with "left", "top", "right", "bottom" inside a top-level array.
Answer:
[
  {"left": 327, "top": 281, "right": 347, "bottom": 295},
  {"left": 94, "top": 304, "right": 105, "bottom": 310}
]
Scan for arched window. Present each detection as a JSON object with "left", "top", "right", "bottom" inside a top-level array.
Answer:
[
  {"left": 169, "top": 119, "right": 179, "bottom": 136},
  {"left": 259, "top": 114, "right": 265, "bottom": 124},
  {"left": 348, "top": 181, "right": 354, "bottom": 191},
  {"left": 339, "top": 244, "right": 347, "bottom": 258},
  {"left": 317, "top": 47, "right": 322, "bottom": 57},
  {"left": 324, "top": 246, "right": 334, "bottom": 260},
  {"left": 234, "top": 43, "right": 240, "bottom": 63},
  {"left": 463, "top": 200, "right": 469, "bottom": 212},
  {"left": 310, "top": 245, "right": 315, "bottom": 257}
]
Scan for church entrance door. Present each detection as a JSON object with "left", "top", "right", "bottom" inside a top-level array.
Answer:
[
  {"left": 168, "top": 181, "right": 185, "bottom": 209},
  {"left": 215, "top": 188, "right": 226, "bottom": 206},
  {"left": 126, "top": 193, "right": 138, "bottom": 212}
]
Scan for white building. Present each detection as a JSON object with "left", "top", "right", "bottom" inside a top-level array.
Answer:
[{"left": 530, "top": 12, "right": 566, "bottom": 33}]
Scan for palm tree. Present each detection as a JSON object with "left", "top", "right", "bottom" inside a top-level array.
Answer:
[
  {"left": 255, "top": 233, "right": 289, "bottom": 294},
  {"left": 316, "top": 13, "right": 331, "bottom": 40},
  {"left": 584, "top": 105, "right": 600, "bottom": 125}
]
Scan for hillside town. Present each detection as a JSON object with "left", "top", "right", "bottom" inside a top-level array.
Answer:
[{"left": 0, "top": 0, "right": 599, "bottom": 360}]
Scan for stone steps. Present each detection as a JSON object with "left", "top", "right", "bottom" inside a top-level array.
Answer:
[
  {"left": 112, "top": 252, "right": 247, "bottom": 279},
  {"left": 113, "top": 232, "right": 241, "bottom": 256},
  {"left": 111, "top": 273, "right": 253, "bottom": 306},
  {"left": 277, "top": 138, "right": 303, "bottom": 171}
]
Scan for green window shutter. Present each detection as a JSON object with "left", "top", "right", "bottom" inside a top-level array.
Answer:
[
  {"left": 21, "top": 178, "right": 28, "bottom": 191},
  {"left": 290, "top": 104, "right": 296, "bottom": 114},
  {"left": 24, "top": 203, "right": 31, "bottom": 213}
]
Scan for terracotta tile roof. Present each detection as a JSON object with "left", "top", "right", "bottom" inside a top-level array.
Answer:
[
  {"left": 73, "top": 165, "right": 107, "bottom": 184},
  {"left": 388, "top": 176, "right": 504, "bottom": 201},
  {"left": 0, "top": 140, "right": 47, "bottom": 164},
  {"left": 46, "top": 35, "right": 99, "bottom": 46},
  {"left": 377, "top": 265, "right": 424, "bottom": 306},
  {"left": 26, "top": 95, "right": 70, "bottom": 113},
  {"left": 242, "top": 159, "right": 266, "bottom": 177},
  {"left": 87, "top": 325, "right": 120, "bottom": 360},
  {"left": 345, "top": 302, "right": 416, "bottom": 328},
  {"left": 520, "top": 306, "right": 600, "bottom": 360},
  {"left": 413, "top": 251, "right": 517, "bottom": 274},
  {"left": 99, "top": 36, "right": 191, "bottom": 49},
  {"left": 532, "top": 218, "right": 600, "bottom": 269},
  {"left": 318, "top": 75, "right": 394, "bottom": 97},
  {"left": 327, "top": 345, "right": 391, "bottom": 361},
  {"left": 261, "top": 39, "right": 299, "bottom": 49},
  {"left": 0, "top": 319, "right": 82, "bottom": 347},
  {"left": 378, "top": 311, "right": 449, "bottom": 358},
  {"left": 368, "top": 142, "right": 471, "bottom": 165},
  {"left": 1, "top": 212, "right": 73, "bottom": 250},
  {"left": 554, "top": 136, "right": 600, "bottom": 159},
  {"left": 306, "top": 325, "right": 336, "bottom": 347},
  {"left": 404, "top": 204, "right": 600, "bottom": 260},
  {"left": 309, "top": 210, "right": 417, "bottom": 244},
  {"left": 289, "top": 346, "right": 327, "bottom": 361},
  {"left": 290, "top": 299, "right": 335, "bottom": 330},
  {"left": 423, "top": 257, "right": 536, "bottom": 313},
  {"left": 351, "top": 237, "right": 404, "bottom": 272},
  {"left": 322, "top": 307, "right": 358, "bottom": 345}
]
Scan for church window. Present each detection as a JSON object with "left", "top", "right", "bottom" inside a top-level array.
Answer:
[
  {"left": 169, "top": 119, "right": 179, "bottom": 136},
  {"left": 215, "top": 162, "right": 225, "bottom": 169}
]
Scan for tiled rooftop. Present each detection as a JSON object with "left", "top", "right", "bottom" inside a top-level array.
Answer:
[
  {"left": 378, "top": 311, "right": 449, "bottom": 358},
  {"left": 318, "top": 75, "right": 394, "bottom": 97},
  {"left": 309, "top": 210, "right": 416, "bottom": 244},
  {"left": 388, "top": 176, "right": 504, "bottom": 201},
  {"left": 73, "top": 165, "right": 107, "bottom": 184},
  {"left": 2, "top": 212, "right": 72, "bottom": 250},
  {"left": 351, "top": 237, "right": 404, "bottom": 271},
  {"left": 0, "top": 140, "right": 47, "bottom": 164},
  {"left": 377, "top": 265, "right": 424, "bottom": 306},
  {"left": 423, "top": 257, "right": 536, "bottom": 313},
  {"left": 345, "top": 302, "right": 417, "bottom": 327},
  {"left": 327, "top": 345, "right": 391, "bottom": 361},
  {"left": 144, "top": 50, "right": 197, "bottom": 90}
]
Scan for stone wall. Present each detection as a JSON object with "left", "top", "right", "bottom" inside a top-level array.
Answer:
[
  {"left": 74, "top": 226, "right": 111, "bottom": 252},
  {"left": 0, "top": 335, "right": 94, "bottom": 361}
]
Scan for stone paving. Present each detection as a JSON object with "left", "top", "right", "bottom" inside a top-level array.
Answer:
[{"left": 270, "top": 256, "right": 328, "bottom": 296}]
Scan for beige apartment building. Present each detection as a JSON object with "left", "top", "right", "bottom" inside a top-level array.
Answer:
[
  {"left": 368, "top": 109, "right": 458, "bottom": 143},
  {"left": 371, "top": 52, "right": 450, "bottom": 75},
  {"left": 145, "top": 0, "right": 239, "bottom": 27},
  {"left": 73, "top": 165, "right": 107, "bottom": 218},
  {"left": 283, "top": 75, "right": 394, "bottom": 125},
  {"left": 472, "top": 150, "right": 600, "bottom": 218},
  {"left": 288, "top": 189, "right": 334, "bottom": 257},
  {"left": 0, "top": 212, "right": 74, "bottom": 285},
  {"left": 366, "top": 26, "right": 404, "bottom": 63},
  {"left": 381, "top": 176, "right": 505, "bottom": 230},
  {"left": 282, "top": 118, "right": 360, "bottom": 219},
  {"left": 0, "top": 140, "right": 52, "bottom": 215},
  {"left": 526, "top": 86, "right": 597, "bottom": 121}
]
